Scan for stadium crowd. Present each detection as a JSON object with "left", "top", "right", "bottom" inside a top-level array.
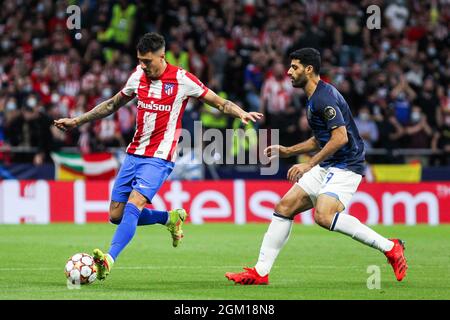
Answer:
[{"left": 0, "top": 0, "right": 449, "bottom": 166}]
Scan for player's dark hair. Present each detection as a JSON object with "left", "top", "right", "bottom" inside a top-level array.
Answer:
[
  {"left": 289, "top": 48, "right": 321, "bottom": 74},
  {"left": 136, "top": 32, "right": 166, "bottom": 54}
]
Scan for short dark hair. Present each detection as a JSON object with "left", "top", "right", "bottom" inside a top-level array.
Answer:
[
  {"left": 289, "top": 48, "right": 321, "bottom": 74},
  {"left": 136, "top": 32, "right": 166, "bottom": 54}
]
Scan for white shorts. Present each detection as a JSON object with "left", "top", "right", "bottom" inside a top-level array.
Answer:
[{"left": 296, "top": 165, "right": 362, "bottom": 210}]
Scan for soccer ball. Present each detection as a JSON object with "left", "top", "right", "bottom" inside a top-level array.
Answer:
[{"left": 64, "top": 253, "right": 97, "bottom": 285}]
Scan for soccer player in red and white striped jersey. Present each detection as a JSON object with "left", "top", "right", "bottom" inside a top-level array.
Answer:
[
  {"left": 54, "top": 33, "right": 263, "bottom": 281},
  {"left": 120, "top": 56, "right": 206, "bottom": 161}
]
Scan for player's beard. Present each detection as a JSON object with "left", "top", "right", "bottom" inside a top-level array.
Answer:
[
  {"left": 145, "top": 66, "right": 163, "bottom": 79},
  {"left": 292, "top": 73, "right": 308, "bottom": 88},
  {"left": 144, "top": 70, "right": 152, "bottom": 78}
]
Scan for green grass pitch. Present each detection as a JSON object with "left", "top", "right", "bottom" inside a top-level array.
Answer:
[{"left": 0, "top": 223, "right": 449, "bottom": 300}]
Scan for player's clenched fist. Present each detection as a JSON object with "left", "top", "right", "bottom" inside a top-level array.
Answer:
[
  {"left": 54, "top": 118, "right": 78, "bottom": 131},
  {"left": 264, "top": 145, "right": 290, "bottom": 161},
  {"left": 287, "top": 163, "right": 312, "bottom": 182}
]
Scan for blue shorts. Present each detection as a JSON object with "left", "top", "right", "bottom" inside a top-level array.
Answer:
[{"left": 111, "top": 154, "right": 174, "bottom": 203}]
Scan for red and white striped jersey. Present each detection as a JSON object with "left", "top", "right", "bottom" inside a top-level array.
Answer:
[{"left": 120, "top": 63, "right": 208, "bottom": 161}]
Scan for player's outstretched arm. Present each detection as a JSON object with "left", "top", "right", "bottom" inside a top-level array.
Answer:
[
  {"left": 54, "top": 92, "right": 133, "bottom": 131},
  {"left": 264, "top": 137, "right": 320, "bottom": 160},
  {"left": 201, "top": 90, "right": 263, "bottom": 125},
  {"left": 264, "top": 137, "right": 320, "bottom": 161},
  {"left": 286, "top": 137, "right": 321, "bottom": 156},
  {"left": 264, "top": 145, "right": 291, "bottom": 160}
]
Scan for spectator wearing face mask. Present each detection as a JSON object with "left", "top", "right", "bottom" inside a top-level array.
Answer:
[
  {"left": 4, "top": 95, "right": 53, "bottom": 164},
  {"left": 354, "top": 106, "right": 379, "bottom": 150},
  {"left": 404, "top": 105, "right": 433, "bottom": 148},
  {"left": 390, "top": 74, "right": 417, "bottom": 126},
  {"left": 93, "top": 113, "right": 125, "bottom": 151},
  {"left": 415, "top": 77, "right": 440, "bottom": 129},
  {"left": 374, "top": 104, "right": 405, "bottom": 163},
  {"left": 90, "top": 86, "right": 125, "bottom": 151}
]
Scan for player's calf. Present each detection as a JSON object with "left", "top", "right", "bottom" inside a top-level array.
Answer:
[{"left": 109, "top": 201, "right": 125, "bottom": 224}]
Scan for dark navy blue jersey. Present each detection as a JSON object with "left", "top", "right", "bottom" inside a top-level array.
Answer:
[{"left": 306, "top": 80, "right": 366, "bottom": 175}]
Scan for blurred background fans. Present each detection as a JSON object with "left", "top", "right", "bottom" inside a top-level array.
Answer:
[{"left": 0, "top": 0, "right": 449, "bottom": 181}]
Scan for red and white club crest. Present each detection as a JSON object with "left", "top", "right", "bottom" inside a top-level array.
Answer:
[{"left": 164, "top": 83, "right": 175, "bottom": 96}]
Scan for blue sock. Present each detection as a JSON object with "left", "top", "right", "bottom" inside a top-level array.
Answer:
[
  {"left": 109, "top": 203, "right": 141, "bottom": 261},
  {"left": 138, "top": 208, "right": 169, "bottom": 225},
  {"left": 109, "top": 209, "right": 168, "bottom": 226}
]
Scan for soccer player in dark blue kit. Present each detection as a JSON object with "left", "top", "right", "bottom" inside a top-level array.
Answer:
[{"left": 226, "top": 48, "right": 408, "bottom": 285}]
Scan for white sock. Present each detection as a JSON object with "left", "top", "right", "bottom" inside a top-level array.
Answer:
[
  {"left": 255, "top": 214, "right": 293, "bottom": 276},
  {"left": 331, "top": 213, "right": 394, "bottom": 252}
]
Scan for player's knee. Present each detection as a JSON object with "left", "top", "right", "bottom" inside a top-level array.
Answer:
[
  {"left": 128, "top": 190, "right": 148, "bottom": 210},
  {"left": 109, "top": 201, "right": 125, "bottom": 222},
  {"left": 274, "top": 201, "right": 294, "bottom": 218},
  {"left": 314, "top": 209, "right": 333, "bottom": 229}
]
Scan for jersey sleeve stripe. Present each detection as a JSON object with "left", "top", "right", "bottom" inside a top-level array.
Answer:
[
  {"left": 122, "top": 66, "right": 143, "bottom": 97},
  {"left": 184, "top": 71, "right": 209, "bottom": 98},
  {"left": 198, "top": 87, "right": 209, "bottom": 98}
]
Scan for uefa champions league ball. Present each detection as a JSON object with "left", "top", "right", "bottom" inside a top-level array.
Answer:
[{"left": 64, "top": 253, "right": 97, "bottom": 285}]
